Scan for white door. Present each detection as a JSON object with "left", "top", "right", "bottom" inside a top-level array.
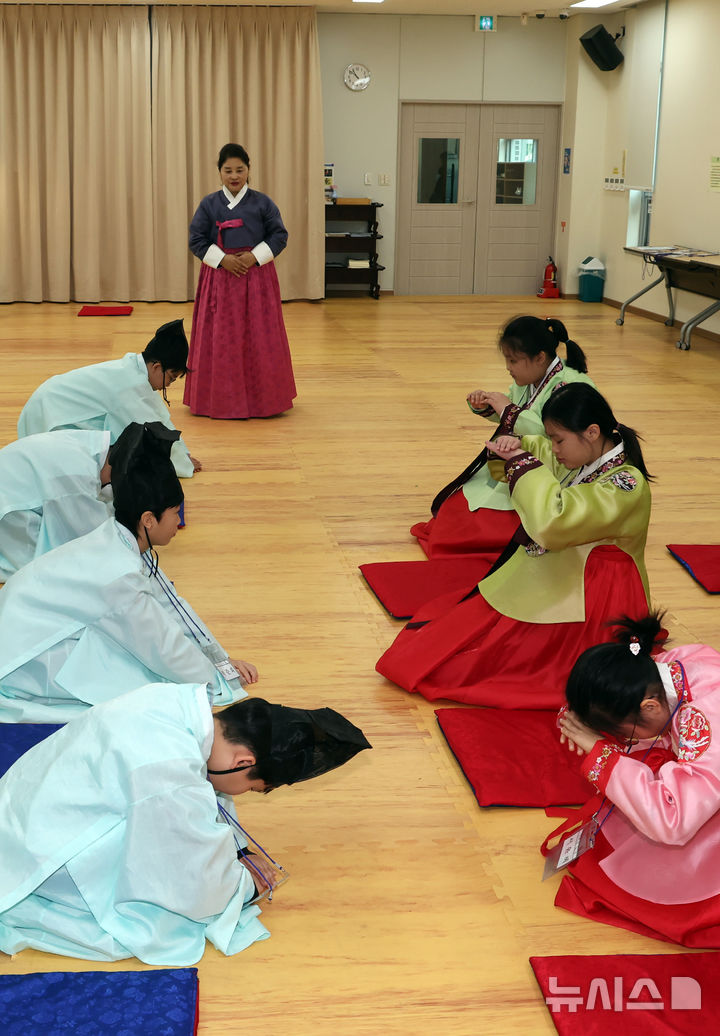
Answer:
[
  {"left": 474, "top": 105, "right": 560, "bottom": 295},
  {"left": 395, "top": 103, "right": 480, "bottom": 295},
  {"left": 395, "top": 103, "right": 560, "bottom": 296}
]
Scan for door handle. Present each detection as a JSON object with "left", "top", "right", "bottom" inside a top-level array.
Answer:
[{"left": 460, "top": 199, "right": 475, "bottom": 205}]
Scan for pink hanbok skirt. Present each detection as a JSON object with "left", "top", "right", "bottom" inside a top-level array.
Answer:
[
  {"left": 557, "top": 828, "right": 720, "bottom": 947},
  {"left": 184, "top": 249, "right": 297, "bottom": 419}
]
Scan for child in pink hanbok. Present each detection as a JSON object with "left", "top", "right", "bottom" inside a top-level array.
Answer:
[{"left": 555, "top": 612, "right": 720, "bottom": 947}]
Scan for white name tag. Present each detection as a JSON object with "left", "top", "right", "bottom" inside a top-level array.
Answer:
[
  {"left": 542, "top": 819, "right": 597, "bottom": 880},
  {"left": 215, "top": 658, "right": 241, "bottom": 681}
]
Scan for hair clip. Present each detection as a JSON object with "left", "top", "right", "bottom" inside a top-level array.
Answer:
[{"left": 629, "top": 637, "right": 641, "bottom": 656}]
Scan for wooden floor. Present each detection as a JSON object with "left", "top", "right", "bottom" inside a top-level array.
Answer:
[{"left": 1, "top": 296, "right": 718, "bottom": 1034}]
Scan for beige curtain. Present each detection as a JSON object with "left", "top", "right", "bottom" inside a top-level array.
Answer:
[
  {"left": 0, "top": 5, "right": 324, "bottom": 303},
  {"left": 151, "top": 5, "right": 325, "bottom": 301},
  {"left": 0, "top": 5, "right": 154, "bottom": 303}
]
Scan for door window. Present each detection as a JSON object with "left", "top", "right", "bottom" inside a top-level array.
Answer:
[
  {"left": 496, "top": 138, "right": 538, "bottom": 205},
  {"left": 417, "top": 138, "right": 460, "bottom": 204}
]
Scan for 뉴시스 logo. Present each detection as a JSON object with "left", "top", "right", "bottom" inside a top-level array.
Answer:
[{"left": 546, "top": 974, "right": 702, "bottom": 1013}]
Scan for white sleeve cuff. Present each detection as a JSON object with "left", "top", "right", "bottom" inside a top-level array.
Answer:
[
  {"left": 252, "top": 241, "right": 274, "bottom": 266},
  {"left": 203, "top": 244, "right": 225, "bottom": 268}
]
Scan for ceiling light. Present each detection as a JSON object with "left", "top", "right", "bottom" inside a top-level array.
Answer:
[{"left": 571, "top": 1, "right": 620, "bottom": 9}]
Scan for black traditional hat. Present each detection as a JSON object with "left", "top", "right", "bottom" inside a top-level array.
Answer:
[
  {"left": 142, "top": 319, "right": 189, "bottom": 373},
  {"left": 265, "top": 703, "right": 372, "bottom": 786},
  {"left": 108, "top": 421, "right": 180, "bottom": 480}
]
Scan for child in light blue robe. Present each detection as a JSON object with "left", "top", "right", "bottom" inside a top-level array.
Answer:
[
  {"left": 0, "top": 428, "right": 252, "bottom": 722},
  {"left": 17, "top": 320, "right": 197, "bottom": 478},
  {"left": 0, "top": 430, "right": 113, "bottom": 581},
  {"left": 0, "top": 683, "right": 371, "bottom": 965}
]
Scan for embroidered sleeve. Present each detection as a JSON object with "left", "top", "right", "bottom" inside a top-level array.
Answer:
[
  {"left": 581, "top": 740, "right": 623, "bottom": 792},
  {"left": 497, "top": 403, "right": 522, "bottom": 434},
  {"left": 677, "top": 704, "right": 712, "bottom": 761},
  {"left": 505, "top": 451, "right": 543, "bottom": 493}
]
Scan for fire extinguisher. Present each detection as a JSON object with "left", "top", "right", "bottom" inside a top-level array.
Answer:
[{"left": 537, "top": 256, "right": 560, "bottom": 299}]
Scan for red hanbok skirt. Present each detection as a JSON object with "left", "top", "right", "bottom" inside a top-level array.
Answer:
[
  {"left": 556, "top": 829, "right": 720, "bottom": 948},
  {"left": 376, "top": 544, "right": 648, "bottom": 709},
  {"left": 411, "top": 491, "right": 520, "bottom": 558},
  {"left": 184, "top": 249, "right": 297, "bottom": 419}
]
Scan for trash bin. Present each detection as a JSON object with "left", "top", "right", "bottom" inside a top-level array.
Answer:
[{"left": 578, "top": 256, "right": 606, "bottom": 302}]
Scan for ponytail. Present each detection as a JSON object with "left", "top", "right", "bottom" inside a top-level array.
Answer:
[
  {"left": 544, "top": 318, "right": 588, "bottom": 373},
  {"left": 615, "top": 422, "right": 652, "bottom": 481},
  {"left": 611, "top": 611, "right": 667, "bottom": 654},
  {"left": 563, "top": 339, "right": 588, "bottom": 373},
  {"left": 565, "top": 611, "right": 668, "bottom": 733}
]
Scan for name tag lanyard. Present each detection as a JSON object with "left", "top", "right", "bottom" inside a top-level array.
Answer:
[
  {"left": 142, "top": 552, "right": 239, "bottom": 680},
  {"left": 142, "top": 552, "right": 211, "bottom": 647},
  {"left": 217, "top": 800, "right": 289, "bottom": 902}
]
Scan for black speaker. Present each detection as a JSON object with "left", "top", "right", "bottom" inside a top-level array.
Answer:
[{"left": 580, "top": 24, "right": 624, "bottom": 71}]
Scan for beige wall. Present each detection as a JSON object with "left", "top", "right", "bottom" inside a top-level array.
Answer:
[
  {"left": 562, "top": 0, "right": 720, "bottom": 339},
  {"left": 650, "top": 0, "right": 720, "bottom": 334},
  {"left": 318, "top": 13, "right": 566, "bottom": 290},
  {"left": 321, "top": 1, "right": 720, "bottom": 335},
  {"left": 559, "top": 3, "right": 665, "bottom": 303}
]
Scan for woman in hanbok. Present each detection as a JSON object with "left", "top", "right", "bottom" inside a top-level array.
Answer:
[
  {"left": 0, "top": 426, "right": 255, "bottom": 723},
  {"left": 17, "top": 319, "right": 200, "bottom": 478},
  {"left": 412, "top": 316, "right": 594, "bottom": 560},
  {"left": 554, "top": 613, "right": 720, "bottom": 947},
  {"left": 377, "top": 383, "right": 652, "bottom": 709},
  {"left": 184, "top": 142, "right": 297, "bottom": 419},
  {"left": 0, "top": 683, "right": 371, "bottom": 965},
  {"left": 0, "top": 430, "right": 113, "bottom": 581}
]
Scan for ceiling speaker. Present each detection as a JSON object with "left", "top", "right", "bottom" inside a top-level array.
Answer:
[{"left": 580, "top": 24, "right": 624, "bottom": 71}]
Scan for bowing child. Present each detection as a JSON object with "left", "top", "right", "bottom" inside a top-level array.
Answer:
[
  {"left": 377, "top": 383, "right": 652, "bottom": 710},
  {"left": 0, "top": 684, "right": 371, "bottom": 964},
  {"left": 412, "top": 315, "right": 594, "bottom": 560},
  {"left": 554, "top": 612, "right": 720, "bottom": 947},
  {"left": 0, "top": 430, "right": 113, "bottom": 581},
  {"left": 17, "top": 319, "right": 200, "bottom": 477},
  {"left": 0, "top": 424, "right": 253, "bottom": 723}
]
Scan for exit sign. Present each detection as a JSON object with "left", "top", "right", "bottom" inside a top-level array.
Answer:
[{"left": 476, "top": 15, "right": 497, "bottom": 31}]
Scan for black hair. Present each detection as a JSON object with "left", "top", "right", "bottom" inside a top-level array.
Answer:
[
  {"left": 565, "top": 612, "right": 668, "bottom": 735},
  {"left": 112, "top": 455, "right": 184, "bottom": 539},
  {"left": 541, "top": 382, "right": 653, "bottom": 480},
  {"left": 218, "top": 143, "right": 250, "bottom": 170},
  {"left": 217, "top": 698, "right": 274, "bottom": 784},
  {"left": 499, "top": 315, "right": 588, "bottom": 374}
]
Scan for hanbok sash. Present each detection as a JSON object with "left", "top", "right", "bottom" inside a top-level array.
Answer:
[{"left": 216, "top": 218, "right": 244, "bottom": 248}]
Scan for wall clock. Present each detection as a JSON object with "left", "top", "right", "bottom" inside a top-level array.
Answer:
[{"left": 343, "top": 63, "right": 371, "bottom": 91}]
